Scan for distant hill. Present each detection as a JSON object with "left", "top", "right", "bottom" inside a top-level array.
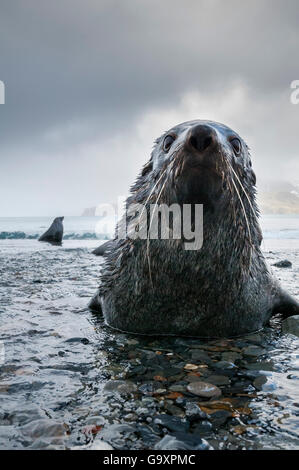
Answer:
[
  {"left": 258, "top": 191, "right": 299, "bottom": 214},
  {"left": 258, "top": 181, "right": 299, "bottom": 215}
]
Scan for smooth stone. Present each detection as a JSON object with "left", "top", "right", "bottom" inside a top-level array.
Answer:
[
  {"left": 154, "top": 434, "right": 211, "bottom": 450},
  {"left": 192, "top": 420, "right": 213, "bottom": 434},
  {"left": 159, "top": 367, "right": 182, "bottom": 378},
  {"left": 205, "top": 375, "right": 230, "bottom": 386},
  {"left": 185, "top": 402, "right": 208, "bottom": 422},
  {"left": 20, "top": 419, "right": 68, "bottom": 439},
  {"left": 272, "top": 259, "right": 292, "bottom": 268},
  {"left": 98, "top": 424, "right": 136, "bottom": 449},
  {"left": 65, "top": 337, "right": 89, "bottom": 344},
  {"left": 244, "top": 361, "right": 275, "bottom": 371},
  {"left": 138, "top": 383, "right": 156, "bottom": 395},
  {"left": 127, "top": 339, "right": 139, "bottom": 345},
  {"left": 124, "top": 413, "right": 137, "bottom": 422},
  {"left": 8, "top": 406, "right": 47, "bottom": 425},
  {"left": 175, "top": 397, "right": 187, "bottom": 407},
  {"left": 209, "top": 410, "right": 232, "bottom": 428},
  {"left": 103, "top": 380, "right": 137, "bottom": 394},
  {"left": 169, "top": 384, "right": 186, "bottom": 393},
  {"left": 135, "top": 407, "right": 149, "bottom": 415},
  {"left": 85, "top": 416, "right": 106, "bottom": 425},
  {"left": 164, "top": 403, "right": 185, "bottom": 417},
  {"left": 243, "top": 346, "right": 266, "bottom": 357},
  {"left": 190, "top": 350, "right": 212, "bottom": 364},
  {"left": 187, "top": 381, "right": 222, "bottom": 398},
  {"left": 136, "top": 424, "right": 161, "bottom": 447},
  {"left": 282, "top": 316, "right": 299, "bottom": 337},
  {"left": 185, "top": 375, "right": 203, "bottom": 383},
  {"left": 213, "top": 361, "right": 236, "bottom": 369},
  {"left": 28, "top": 439, "right": 66, "bottom": 450},
  {"left": 221, "top": 352, "right": 242, "bottom": 363},
  {"left": 154, "top": 414, "right": 189, "bottom": 433},
  {"left": 253, "top": 375, "right": 268, "bottom": 390},
  {"left": 242, "top": 334, "right": 263, "bottom": 344}
]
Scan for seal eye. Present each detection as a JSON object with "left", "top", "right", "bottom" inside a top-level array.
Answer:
[
  {"left": 163, "top": 135, "right": 175, "bottom": 153},
  {"left": 231, "top": 138, "right": 241, "bottom": 155}
]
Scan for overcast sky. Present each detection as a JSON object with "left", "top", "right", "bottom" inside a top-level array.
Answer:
[{"left": 0, "top": 0, "right": 298, "bottom": 216}]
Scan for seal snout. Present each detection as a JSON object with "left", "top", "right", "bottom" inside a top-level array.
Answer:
[
  {"left": 181, "top": 124, "right": 221, "bottom": 174},
  {"left": 188, "top": 124, "right": 217, "bottom": 154}
]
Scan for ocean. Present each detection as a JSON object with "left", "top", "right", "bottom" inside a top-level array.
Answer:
[
  {"left": 0, "top": 215, "right": 298, "bottom": 450},
  {"left": 0, "top": 214, "right": 298, "bottom": 241}
]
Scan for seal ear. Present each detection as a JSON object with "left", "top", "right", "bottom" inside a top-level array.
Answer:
[{"left": 272, "top": 289, "right": 299, "bottom": 318}]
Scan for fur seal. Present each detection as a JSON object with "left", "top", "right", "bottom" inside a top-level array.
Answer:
[
  {"left": 39, "top": 217, "right": 64, "bottom": 245},
  {"left": 89, "top": 120, "right": 298, "bottom": 338}
]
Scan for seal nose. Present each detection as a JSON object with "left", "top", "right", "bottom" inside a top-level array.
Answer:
[{"left": 188, "top": 124, "right": 216, "bottom": 153}]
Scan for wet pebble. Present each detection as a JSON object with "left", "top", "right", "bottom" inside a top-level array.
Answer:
[
  {"left": 282, "top": 315, "right": 299, "bottom": 338},
  {"left": 272, "top": 259, "right": 292, "bottom": 268},
  {"left": 185, "top": 374, "right": 202, "bottom": 383},
  {"left": 65, "top": 337, "right": 90, "bottom": 345},
  {"left": 190, "top": 350, "right": 212, "bottom": 364},
  {"left": 20, "top": 419, "right": 68, "bottom": 439},
  {"left": 253, "top": 375, "right": 268, "bottom": 391},
  {"left": 85, "top": 416, "right": 106, "bottom": 426},
  {"left": 244, "top": 361, "right": 275, "bottom": 371},
  {"left": 187, "top": 381, "right": 222, "bottom": 398},
  {"left": 214, "top": 361, "right": 236, "bottom": 370},
  {"left": 168, "top": 384, "right": 186, "bottom": 392},
  {"left": 154, "top": 414, "right": 189, "bottom": 433},
  {"left": 209, "top": 410, "right": 232, "bottom": 428},
  {"left": 94, "top": 424, "right": 136, "bottom": 449},
  {"left": 205, "top": 375, "right": 230, "bottom": 386},
  {"left": 192, "top": 420, "right": 213, "bottom": 435},
  {"left": 243, "top": 346, "right": 266, "bottom": 357},
  {"left": 103, "top": 380, "right": 137, "bottom": 394},
  {"left": 7, "top": 406, "right": 47, "bottom": 425},
  {"left": 185, "top": 402, "right": 208, "bottom": 422},
  {"left": 221, "top": 352, "right": 241, "bottom": 363},
  {"left": 124, "top": 413, "right": 137, "bottom": 422},
  {"left": 164, "top": 403, "right": 185, "bottom": 417}
]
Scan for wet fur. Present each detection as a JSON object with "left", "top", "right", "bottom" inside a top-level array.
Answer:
[{"left": 90, "top": 120, "right": 298, "bottom": 338}]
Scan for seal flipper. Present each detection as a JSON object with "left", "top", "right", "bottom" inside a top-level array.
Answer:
[
  {"left": 88, "top": 291, "right": 103, "bottom": 314},
  {"left": 92, "top": 240, "right": 113, "bottom": 256},
  {"left": 272, "top": 289, "right": 299, "bottom": 318}
]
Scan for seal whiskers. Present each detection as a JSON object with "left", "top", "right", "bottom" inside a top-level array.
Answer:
[
  {"left": 227, "top": 160, "right": 256, "bottom": 217},
  {"left": 146, "top": 161, "right": 175, "bottom": 287},
  {"left": 90, "top": 119, "right": 299, "bottom": 337}
]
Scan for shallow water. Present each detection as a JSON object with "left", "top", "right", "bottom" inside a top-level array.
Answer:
[{"left": 0, "top": 239, "right": 298, "bottom": 450}]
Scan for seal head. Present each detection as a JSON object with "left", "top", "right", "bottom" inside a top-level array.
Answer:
[{"left": 90, "top": 120, "right": 298, "bottom": 337}]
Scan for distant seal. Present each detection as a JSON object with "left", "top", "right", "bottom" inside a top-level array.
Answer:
[
  {"left": 89, "top": 120, "right": 298, "bottom": 338},
  {"left": 39, "top": 217, "right": 64, "bottom": 245}
]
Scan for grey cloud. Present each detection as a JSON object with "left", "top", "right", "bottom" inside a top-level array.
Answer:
[{"left": 0, "top": 0, "right": 298, "bottom": 215}]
